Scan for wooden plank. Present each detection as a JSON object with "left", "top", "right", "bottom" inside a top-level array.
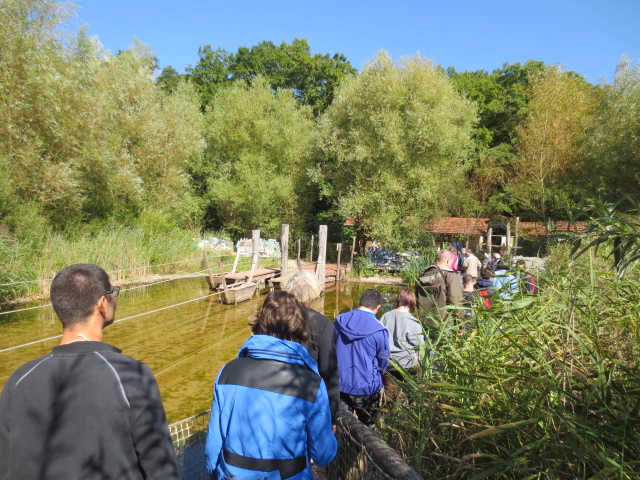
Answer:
[
  {"left": 281, "top": 224, "right": 289, "bottom": 275},
  {"left": 317, "top": 225, "right": 327, "bottom": 290}
]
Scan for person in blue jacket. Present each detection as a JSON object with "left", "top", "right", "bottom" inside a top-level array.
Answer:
[
  {"left": 334, "top": 289, "right": 389, "bottom": 426},
  {"left": 205, "top": 291, "right": 337, "bottom": 480}
]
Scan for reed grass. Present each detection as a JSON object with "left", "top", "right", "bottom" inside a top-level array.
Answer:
[{"left": 381, "top": 245, "right": 640, "bottom": 479}]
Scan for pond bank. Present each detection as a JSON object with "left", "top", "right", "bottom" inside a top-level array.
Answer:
[{"left": 1, "top": 272, "right": 406, "bottom": 308}]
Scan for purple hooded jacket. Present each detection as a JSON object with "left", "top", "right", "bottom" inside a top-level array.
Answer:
[{"left": 334, "top": 308, "right": 389, "bottom": 396}]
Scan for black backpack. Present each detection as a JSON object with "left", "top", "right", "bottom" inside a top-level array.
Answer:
[{"left": 416, "top": 265, "right": 448, "bottom": 310}]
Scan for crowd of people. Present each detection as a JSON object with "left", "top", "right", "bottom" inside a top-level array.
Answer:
[{"left": 1, "top": 254, "right": 535, "bottom": 479}]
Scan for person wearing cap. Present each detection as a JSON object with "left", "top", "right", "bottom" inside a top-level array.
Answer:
[{"left": 0, "top": 264, "right": 179, "bottom": 479}]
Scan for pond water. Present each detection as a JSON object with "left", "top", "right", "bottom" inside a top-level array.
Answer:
[{"left": 0, "top": 278, "right": 401, "bottom": 423}]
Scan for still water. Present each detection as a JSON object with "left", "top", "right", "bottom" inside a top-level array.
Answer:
[{"left": 0, "top": 278, "right": 400, "bottom": 423}]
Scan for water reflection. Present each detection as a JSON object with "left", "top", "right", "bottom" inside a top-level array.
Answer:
[{"left": 0, "top": 278, "right": 401, "bottom": 422}]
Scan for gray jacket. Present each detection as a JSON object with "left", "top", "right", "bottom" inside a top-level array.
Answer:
[{"left": 380, "top": 310, "right": 424, "bottom": 369}]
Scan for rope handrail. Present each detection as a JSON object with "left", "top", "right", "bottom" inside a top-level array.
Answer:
[
  {"left": 0, "top": 290, "right": 223, "bottom": 354},
  {"left": 0, "top": 256, "right": 276, "bottom": 288},
  {"left": 0, "top": 266, "right": 215, "bottom": 316},
  {"left": 0, "top": 258, "right": 278, "bottom": 315},
  {"left": 0, "top": 256, "right": 206, "bottom": 287}
]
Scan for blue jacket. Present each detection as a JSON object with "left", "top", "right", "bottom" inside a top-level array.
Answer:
[
  {"left": 334, "top": 308, "right": 389, "bottom": 396},
  {"left": 205, "top": 335, "right": 337, "bottom": 480},
  {"left": 493, "top": 269, "right": 519, "bottom": 299}
]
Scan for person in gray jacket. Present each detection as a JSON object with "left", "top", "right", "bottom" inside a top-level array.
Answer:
[
  {"left": 380, "top": 289, "right": 425, "bottom": 401},
  {"left": 0, "top": 264, "right": 179, "bottom": 480}
]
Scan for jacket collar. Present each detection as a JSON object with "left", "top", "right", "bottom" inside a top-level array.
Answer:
[{"left": 237, "top": 335, "right": 319, "bottom": 375}]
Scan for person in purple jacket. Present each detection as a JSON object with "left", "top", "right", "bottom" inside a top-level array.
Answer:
[{"left": 334, "top": 289, "right": 389, "bottom": 426}]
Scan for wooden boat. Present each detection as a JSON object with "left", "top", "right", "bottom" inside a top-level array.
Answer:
[{"left": 217, "top": 281, "right": 258, "bottom": 305}]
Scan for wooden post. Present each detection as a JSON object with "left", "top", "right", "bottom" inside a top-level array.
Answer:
[
  {"left": 506, "top": 221, "right": 511, "bottom": 256},
  {"left": 248, "top": 230, "right": 259, "bottom": 283},
  {"left": 281, "top": 224, "right": 289, "bottom": 275},
  {"left": 336, "top": 243, "right": 342, "bottom": 280},
  {"left": 297, "top": 238, "right": 301, "bottom": 265},
  {"left": 203, "top": 249, "right": 215, "bottom": 290},
  {"left": 309, "top": 235, "right": 314, "bottom": 263},
  {"left": 349, "top": 236, "right": 356, "bottom": 272},
  {"left": 514, "top": 216, "right": 520, "bottom": 257},
  {"left": 231, "top": 251, "right": 240, "bottom": 274},
  {"left": 217, "top": 258, "right": 228, "bottom": 292},
  {"left": 487, "top": 227, "right": 493, "bottom": 255},
  {"left": 317, "top": 226, "right": 327, "bottom": 290}
]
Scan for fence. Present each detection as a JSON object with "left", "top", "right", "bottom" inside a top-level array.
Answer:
[
  {"left": 169, "top": 409, "right": 422, "bottom": 480},
  {"left": 170, "top": 410, "right": 210, "bottom": 480}
]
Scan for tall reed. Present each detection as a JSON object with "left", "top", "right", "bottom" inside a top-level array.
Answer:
[
  {"left": 1, "top": 226, "right": 214, "bottom": 303},
  {"left": 381, "top": 246, "right": 640, "bottom": 479}
]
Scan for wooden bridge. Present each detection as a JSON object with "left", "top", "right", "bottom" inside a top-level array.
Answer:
[{"left": 205, "top": 264, "right": 346, "bottom": 291}]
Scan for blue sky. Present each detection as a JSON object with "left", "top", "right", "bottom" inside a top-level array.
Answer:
[{"left": 71, "top": 0, "right": 640, "bottom": 85}]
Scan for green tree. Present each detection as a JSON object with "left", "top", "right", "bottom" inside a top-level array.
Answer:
[
  {"left": 156, "top": 65, "right": 186, "bottom": 93},
  {"left": 507, "top": 66, "right": 598, "bottom": 219},
  {"left": 317, "top": 51, "right": 477, "bottom": 248},
  {"left": 185, "top": 46, "right": 231, "bottom": 109},
  {"left": 0, "top": 0, "right": 204, "bottom": 230},
  {"left": 584, "top": 56, "right": 640, "bottom": 207},
  {"left": 198, "top": 77, "right": 315, "bottom": 236},
  {"left": 186, "top": 39, "right": 356, "bottom": 114},
  {"left": 229, "top": 38, "right": 356, "bottom": 115},
  {"left": 447, "top": 61, "right": 548, "bottom": 217}
]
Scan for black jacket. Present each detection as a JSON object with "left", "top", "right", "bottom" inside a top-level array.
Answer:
[
  {"left": 0, "top": 341, "right": 179, "bottom": 480},
  {"left": 306, "top": 308, "right": 340, "bottom": 420}
]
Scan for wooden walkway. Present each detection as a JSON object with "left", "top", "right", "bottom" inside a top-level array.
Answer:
[
  {"left": 205, "top": 264, "right": 347, "bottom": 291},
  {"left": 205, "top": 267, "right": 281, "bottom": 290},
  {"left": 268, "top": 263, "right": 346, "bottom": 289}
]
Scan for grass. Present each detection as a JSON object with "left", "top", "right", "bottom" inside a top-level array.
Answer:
[
  {"left": 381, "top": 244, "right": 640, "bottom": 479},
  {"left": 0, "top": 225, "right": 282, "bottom": 304}
]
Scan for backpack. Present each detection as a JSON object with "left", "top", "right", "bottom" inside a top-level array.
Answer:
[
  {"left": 416, "top": 265, "right": 448, "bottom": 310},
  {"left": 476, "top": 289, "right": 493, "bottom": 309},
  {"left": 517, "top": 270, "right": 537, "bottom": 294}
]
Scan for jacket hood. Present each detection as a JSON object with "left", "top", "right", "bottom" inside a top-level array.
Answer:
[
  {"left": 335, "top": 308, "right": 386, "bottom": 341},
  {"left": 237, "top": 334, "right": 319, "bottom": 375}
]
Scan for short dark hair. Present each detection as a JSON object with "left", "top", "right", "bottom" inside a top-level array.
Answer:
[
  {"left": 250, "top": 291, "right": 311, "bottom": 345},
  {"left": 396, "top": 288, "right": 416, "bottom": 311},
  {"left": 359, "top": 289, "right": 383, "bottom": 310},
  {"left": 462, "top": 274, "right": 475, "bottom": 286},
  {"left": 481, "top": 265, "right": 495, "bottom": 278},
  {"left": 50, "top": 264, "right": 111, "bottom": 329}
]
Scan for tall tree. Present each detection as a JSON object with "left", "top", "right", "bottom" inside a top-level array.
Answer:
[
  {"left": 0, "top": 0, "right": 204, "bottom": 230},
  {"left": 186, "top": 39, "right": 356, "bottom": 114},
  {"left": 317, "top": 51, "right": 477, "bottom": 248},
  {"left": 507, "top": 66, "right": 598, "bottom": 219},
  {"left": 198, "top": 77, "right": 316, "bottom": 236},
  {"left": 447, "top": 61, "right": 548, "bottom": 217},
  {"left": 185, "top": 46, "right": 231, "bottom": 109},
  {"left": 584, "top": 56, "right": 640, "bottom": 207},
  {"left": 156, "top": 65, "right": 186, "bottom": 93}
]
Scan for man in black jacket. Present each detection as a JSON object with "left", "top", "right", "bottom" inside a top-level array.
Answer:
[
  {"left": 416, "top": 248, "right": 463, "bottom": 329},
  {"left": 281, "top": 269, "right": 339, "bottom": 420},
  {"left": 0, "top": 264, "right": 179, "bottom": 480}
]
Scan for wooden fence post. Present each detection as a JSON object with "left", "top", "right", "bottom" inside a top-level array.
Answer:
[
  {"left": 317, "top": 226, "right": 327, "bottom": 290},
  {"left": 203, "top": 249, "right": 214, "bottom": 290},
  {"left": 248, "top": 230, "right": 260, "bottom": 283},
  {"left": 514, "top": 217, "right": 520, "bottom": 256},
  {"left": 336, "top": 243, "right": 342, "bottom": 280},
  {"left": 281, "top": 224, "right": 289, "bottom": 275},
  {"left": 309, "top": 235, "right": 314, "bottom": 263},
  {"left": 349, "top": 236, "right": 356, "bottom": 272}
]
